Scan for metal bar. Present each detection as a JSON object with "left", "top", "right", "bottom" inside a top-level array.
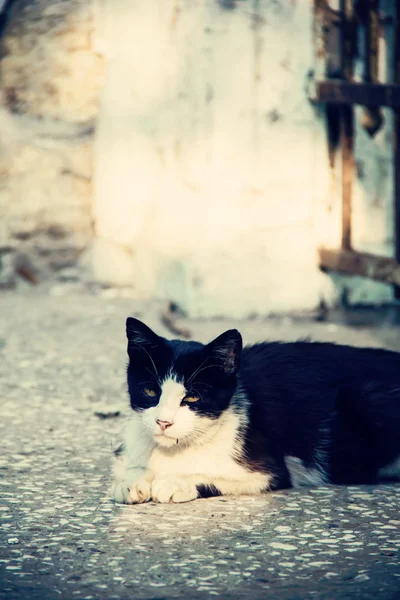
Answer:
[
  {"left": 339, "top": 0, "right": 346, "bottom": 77},
  {"left": 359, "top": 1, "right": 383, "bottom": 138},
  {"left": 316, "top": 81, "right": 400, "bottom": 108},
  {"left": 364, "top": 0, "right": 379, "bottom": 83},
  {"left": 319, "top": 248, "right": 400, "bottom": 286},
  {"left": 340, "top": 0, "right": 355, "bottom": 250},
  {"left": 321, "top": 1, "right": 342, "bottom": 78},
  {"left": 340, "top": 104, "right": 354, "bottom": 249},
  {"left": 394, "top": 1, "right": 400, "bottom": 297},
  {"left": 342, "top": 0, "right": 355, "bottom": 80}
]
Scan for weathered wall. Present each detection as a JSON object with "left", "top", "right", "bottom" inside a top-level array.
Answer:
[
  {"left": 0, "top": 0, "right": 103, "bottom": 285},
  {"left": 89, "top": 0, "right": 336, "bottom": 318},
  {"left": 0, "top": 0, "right": 395, "bottom": 314}
]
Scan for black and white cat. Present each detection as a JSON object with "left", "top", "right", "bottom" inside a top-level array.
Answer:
[{"left": 111, "top": 318, "right": 400, "bottom": 504}]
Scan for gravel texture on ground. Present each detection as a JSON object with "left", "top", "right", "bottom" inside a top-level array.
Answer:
[{"left": 1, "top": 288, "right": 399, "bottom": 599}]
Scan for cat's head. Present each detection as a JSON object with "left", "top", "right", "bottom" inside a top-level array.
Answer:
[{"left": 125, "top": 317, "right": 242, "bottom": 448}]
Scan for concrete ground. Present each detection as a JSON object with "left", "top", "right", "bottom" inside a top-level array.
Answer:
[{"left": 1, "top": 288, "right": 399, "bottom": 600}]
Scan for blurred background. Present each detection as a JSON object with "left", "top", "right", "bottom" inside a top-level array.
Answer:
[
  {"left": 2, "top": 5, "right": 400, "bottom": 598},
  {"left": 0, "top": 0, "right": 399, "bottom": 319}
]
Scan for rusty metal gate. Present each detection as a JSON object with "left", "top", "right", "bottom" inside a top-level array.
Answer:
[{"left": 313, "top": 0, "right": 400, "bottom": 294}]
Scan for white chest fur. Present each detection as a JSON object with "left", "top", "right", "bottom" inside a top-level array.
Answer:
[
  {"left": 118, "top": 408, "right": 271, "bottom": 498},
  {"left": 150, "top": 413, "right": 247, "bottom": 481}
]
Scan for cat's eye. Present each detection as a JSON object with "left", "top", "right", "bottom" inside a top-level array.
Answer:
[
  {"left": 183, "top": 395, "right": 199, "bottom": 403},
  {"left": 143, "top": 387, "right": 157, "bottom": 398}
]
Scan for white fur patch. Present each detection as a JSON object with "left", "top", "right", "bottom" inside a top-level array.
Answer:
[
  {"left": 149, "top": 408, "right": 270, "bottom": 495},
  {"left": 158, "top": 378, "right": 187, "bottom": 422},
  {"left": 112, "top": 395, "right": 272, "bottom": 503},
  {"left": 151, "top": 477, "right": 198, "bottom": 503},
  {"left": 285, "top": 455, "right": 327, "bottom": 487}
]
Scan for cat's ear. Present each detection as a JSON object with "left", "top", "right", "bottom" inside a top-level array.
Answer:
[
  {"left": 126, "top": 318, "right": 160, "bottom": 354},
  {"left": 206, "top": 329, "right": 242, "bottom": 375}
]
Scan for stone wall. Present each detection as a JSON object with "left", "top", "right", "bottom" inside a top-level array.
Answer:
[{"left": 0, "top": 0, "right": 103, "bottom": 286}]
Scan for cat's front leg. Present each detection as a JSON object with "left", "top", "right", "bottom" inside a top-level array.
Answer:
[
  {"left": 112, "top": 467, "right": 154, "bottom": 504},
  {"left": 151, "top": 476, "right": 198, "bottom": 504},
  {"left": 111, "top": 416, "right": 155, "bottom": 504},
  {"left": 150, "top": 471, "right": 271, "bottom": 503},
  {"left": 111, "top": 442, "right": 154, "bottom": 504}
]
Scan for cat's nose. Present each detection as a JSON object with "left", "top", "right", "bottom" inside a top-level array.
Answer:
[{"left": 156, "top": 419, "right": 173, "bottom": 432}]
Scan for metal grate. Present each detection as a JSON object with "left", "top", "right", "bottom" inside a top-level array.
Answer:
[{"left": 313, "top": 0, "right": 400, "bottom": 295}]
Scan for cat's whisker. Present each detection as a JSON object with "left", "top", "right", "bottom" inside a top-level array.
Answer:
[
  {"left": 187, "top": 363, "right": 220, "bottom": 384},
  {"left": 196, "top": 381, "right": 213, "bottom": 390},
  {"left": 143, "top": 367, "right": 160, "bottom": 387},
  {"left": 169, "top": 344, "right": 184, "bottom": 374},
  {"left": 187, "top": 355, "right": 212, "bottom": 385},
  {"left": 140, "top": 346, "right": 162, "bottom": 387}
]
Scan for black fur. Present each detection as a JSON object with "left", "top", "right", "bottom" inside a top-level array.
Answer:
[
  {"left": 239, "top": 341, "right": 400, "bottom": 486},
  {"left": 113, "top": 443, "right": 125, "bottom": 457},
  {"left": 196, "top": 484, "right": 222, "bottom": 498},
  {"left": 126, "top": 318, "right": 400, "bottom": 488}
]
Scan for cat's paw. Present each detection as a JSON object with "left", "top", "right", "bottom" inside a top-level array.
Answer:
[
  {"left": 151, "top": 477, "right": 198, "bottom": 503},
  {"left": 112, "top": 472, "right": 153, "bottom": 504}
]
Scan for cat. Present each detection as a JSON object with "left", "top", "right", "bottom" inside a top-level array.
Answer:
[{"left": 111, "top": 317, "right": 400, "bottom": 504}]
